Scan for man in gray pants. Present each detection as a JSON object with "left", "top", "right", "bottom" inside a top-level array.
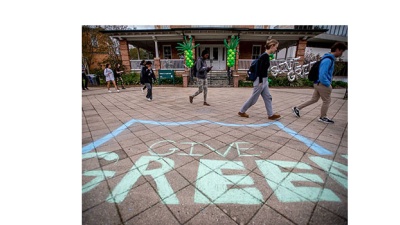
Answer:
[{"left": 292, "top": 42, "right": 347, "bottom": 124}]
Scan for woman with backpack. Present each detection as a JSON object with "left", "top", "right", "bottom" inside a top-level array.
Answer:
[
  {"left": 237, "top": 39, "right": 281, "bottom": 120},
  {"left": 189, "top": 50, "right": 212, "bottom": 106}
]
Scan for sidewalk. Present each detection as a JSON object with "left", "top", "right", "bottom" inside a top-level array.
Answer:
[{"left": 82, "top": 86, "right": 348, "bottom": 225}]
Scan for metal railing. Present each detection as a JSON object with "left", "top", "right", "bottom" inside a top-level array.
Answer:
[
  {"left": 130, "top": 60, "right": 153, "bottom": 71},
  {"left": 129, "top": 59, "right": 185, "bottom": 71},
  {"left": 160, "top": 59, "right": 185, "bottom": 70}
]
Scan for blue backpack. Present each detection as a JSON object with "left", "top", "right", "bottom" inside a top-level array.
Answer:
[{"left": 247, "top": 53, "right": 266, "bottom": 81}]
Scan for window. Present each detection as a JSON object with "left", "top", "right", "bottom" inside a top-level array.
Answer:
[
  {"left": 212, "top": 48, "right": 218, "bottom": 60},
  {"left": 252, "top": 45, "right": 261, "bottom": 59},
  {"left": 163, "top": 45, "right": 172, "bottom": 59}
]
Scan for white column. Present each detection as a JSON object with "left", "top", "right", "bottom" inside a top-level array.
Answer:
[{"left": 153, "top": 36, "right": 159, "bottom": 58}]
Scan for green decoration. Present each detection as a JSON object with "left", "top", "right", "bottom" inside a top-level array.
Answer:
[
  {"left": 176, "top": 36, "right": 200, "bottom": 68},
  {"left": 223, "top": 35, "right": 240, "bottom": 68},
  {"left": 269, "top": 54, "right": 275, "bottom": 60}
]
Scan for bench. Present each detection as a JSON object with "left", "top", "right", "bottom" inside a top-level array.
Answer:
[{"left": 158, "top": 70, "right": 175, "bottom": 85}]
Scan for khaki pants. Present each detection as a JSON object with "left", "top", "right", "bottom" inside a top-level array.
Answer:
[{"left": 298, "top": 83, "right": 332, "bottom": 118}]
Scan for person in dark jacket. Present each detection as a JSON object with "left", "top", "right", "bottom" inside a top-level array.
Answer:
[
  {"left": 238, "top": 39, "right": 280, "bottom": 120},
  {"left": 139, "top": 60, "right": 146, "bottom": 93},
  {"left": 143, "top": 61, "right": 157, "bottom": 101},
  {"left": 189, "top": 50, "right": 212, "bottom": 106},
  {"left": 114, "top": 63, "right": 126, "bottom": 89},
  {"left": 292, "top": 42, "right": 347, "bottom": 124}
]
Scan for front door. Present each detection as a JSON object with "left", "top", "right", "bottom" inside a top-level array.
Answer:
[{"left": 198, "top": 45, "right": 226, "bottom": 70}]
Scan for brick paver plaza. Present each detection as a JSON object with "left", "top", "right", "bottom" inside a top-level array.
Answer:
[{"left": 82, "top": 86, "right": 348, "bottom": 225}]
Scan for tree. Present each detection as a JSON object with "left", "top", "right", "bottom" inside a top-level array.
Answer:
[{"left": 82, "top": 25, "right": 125, "bottom": 71}]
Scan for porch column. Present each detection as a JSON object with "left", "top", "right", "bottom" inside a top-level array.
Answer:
[
  {"left": 233, "top": 74, "right": 239, "bottom": 88},
  {"left": 119, "top": 39, "right": 131, "bottom": 72},
  {"left": 154, "top": 58, "right": 161, "bottom": 72},
  {"left": 153, "top": 36, "right": 159, "bottom": 58},
  {"left": 295, "top": 39, "right": 307, "bottom": 65}
]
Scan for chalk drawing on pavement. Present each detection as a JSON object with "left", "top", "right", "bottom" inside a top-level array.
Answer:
[{"left": 82, "top": 118, "right": 333, "bottom": 155}]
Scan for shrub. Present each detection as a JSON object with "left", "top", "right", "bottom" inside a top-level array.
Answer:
[{"left": 121, "top": 72, "right": 141, "bottom": 85}]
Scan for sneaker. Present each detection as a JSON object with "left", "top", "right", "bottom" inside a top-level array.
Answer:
[
  {"left": 268, "top": 114, "right": 281, "bottom": 120},
  {"left": 147, "top": 98, "right": 152, "bottom": 101},
  {"left": 108, "top": 90, "right": 112, "bottom": 93},
  {"left": 318, "top": 117, "right": 334, "bottom": 124},
  {"left": 122, "top": 87, "right": 126, "bottom": 89},
  {"left": 189, "top": 96, "right": 193, "bottom": 103},
  {"left": 203, "top": 102, "right": 210, "bottom": 106},
  {"left": 292, "top": 107, "right": 300, "bottom": 118},
  {"left": 238, "top": 112, "right": 249, "bottom": 118},
  {"left": 117, "top": 90, "right": 120, "bottom": 93}
]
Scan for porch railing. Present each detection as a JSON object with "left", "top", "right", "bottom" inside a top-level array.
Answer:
[
  {"left": 160, "top": 59, "right": 185, "bottom": 70},
  {"left": 238, "top": 59, "right": 304, "bottom": 70},
  {"left": 130, "top": 60, "right": 154, "bottom": 71},
  {"left": 130, "top": 59, "right": 185, "bottom": 71}
]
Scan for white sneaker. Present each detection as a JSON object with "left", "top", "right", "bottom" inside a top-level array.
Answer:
[
  {"left": 108, "top": 90, "right": 112, "bottom": 93},
  {"left": 147, "top": 98, "right": 151, "bottom": 101},
  {"left": 117, "top": 90, "right": 120, "bottom": 93}
]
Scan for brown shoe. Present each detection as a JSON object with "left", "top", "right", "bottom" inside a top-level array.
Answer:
[
  {"left": 203, "top": 102, "right": 210, "bottom": 106},
  {"left": 189, "top": 96, "right": 193, "bottom": 103},
  {"left": 238, "top": 112, "right": 249, "bottom": 118},
  {"left": 268, "top": 114, "right": 281, "bottom": 120}
]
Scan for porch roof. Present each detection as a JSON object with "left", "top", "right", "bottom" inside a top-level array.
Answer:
[{"left": 102, "top": 27, "right": 328, "bottom": 52}]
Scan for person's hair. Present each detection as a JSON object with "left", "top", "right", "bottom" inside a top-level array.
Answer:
[
  {"left": 331, "top": 42, "right": 347, "bottom": 52},
  {"left": 266, "top": 39, "right": 279, "bottom": 50},
  {"left": 105, "top": 63, "right": 110, "bottom": 68},
  {"left": 115, "top": 63, "right": 120, "bottom": 68},
  {"left": 145, "top": 61, "right": 152, "bottom": 65},
  {"left": 201, "top": 50, "right": 209, "bottom": 57},
  {"left": 140, "top": 60, "right": 145, "bottom": 65}
]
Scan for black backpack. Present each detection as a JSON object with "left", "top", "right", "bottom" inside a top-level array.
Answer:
[
  {"left": 308, "top": 57, "right": 333, "bottom": 82},
  {"left": 191, "top": 59, "right": 205, "bottom": 77},
  {"left": 247, "top": 53, "right": 266, "bottom": 81},
  {"left": 190, "top": 60, "right": 197, "bottom": 77}
]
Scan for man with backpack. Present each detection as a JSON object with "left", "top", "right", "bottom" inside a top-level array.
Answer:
[
  {"left": 189, "top": 50, "right": 212, "bottom": 106},
  {"left": 292, "top": 42, "right": 347, "bottom": 124}
]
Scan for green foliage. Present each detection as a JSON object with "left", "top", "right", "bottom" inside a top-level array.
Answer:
[
  {"left": 158, "top": 77, "right": 183, "bottom": 85},
  {"left": 332, "top": 80, "right": 348, "bottom": 88},
  {"left": 121, "top": 72, "right": 141, "bottom": 85},
  {"left": 239, "top": 80, "right": 253, "bottom": 87}
]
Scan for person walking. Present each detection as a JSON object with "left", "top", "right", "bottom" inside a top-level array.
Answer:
[
  {"left": 139, "top": 60, "right": 147, "bottom": 93},
  {"left": 143, "top": 61, "right": 157, "bottom": 101},
  {"left": 82, "top": 64, "right": 89, "bottom": 90},
  {"left": 189, "top": 50, "right": 212, "bottom": 106},
  {"left": 104, "top": 63, "right": 120, "bottom": 93},
  {"left": 237, "top": 39, "right": 281, "bottom": 120},
  {"left": 114, "top": 63, "right": 126, "bottom": 89},
  {"left": 291, "top": 42, "right": 347, "bottom": 124}
]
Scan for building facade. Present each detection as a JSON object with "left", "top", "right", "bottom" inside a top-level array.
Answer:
[{"left": 98, "top": 25, "right": 347, "bottom": 86}]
